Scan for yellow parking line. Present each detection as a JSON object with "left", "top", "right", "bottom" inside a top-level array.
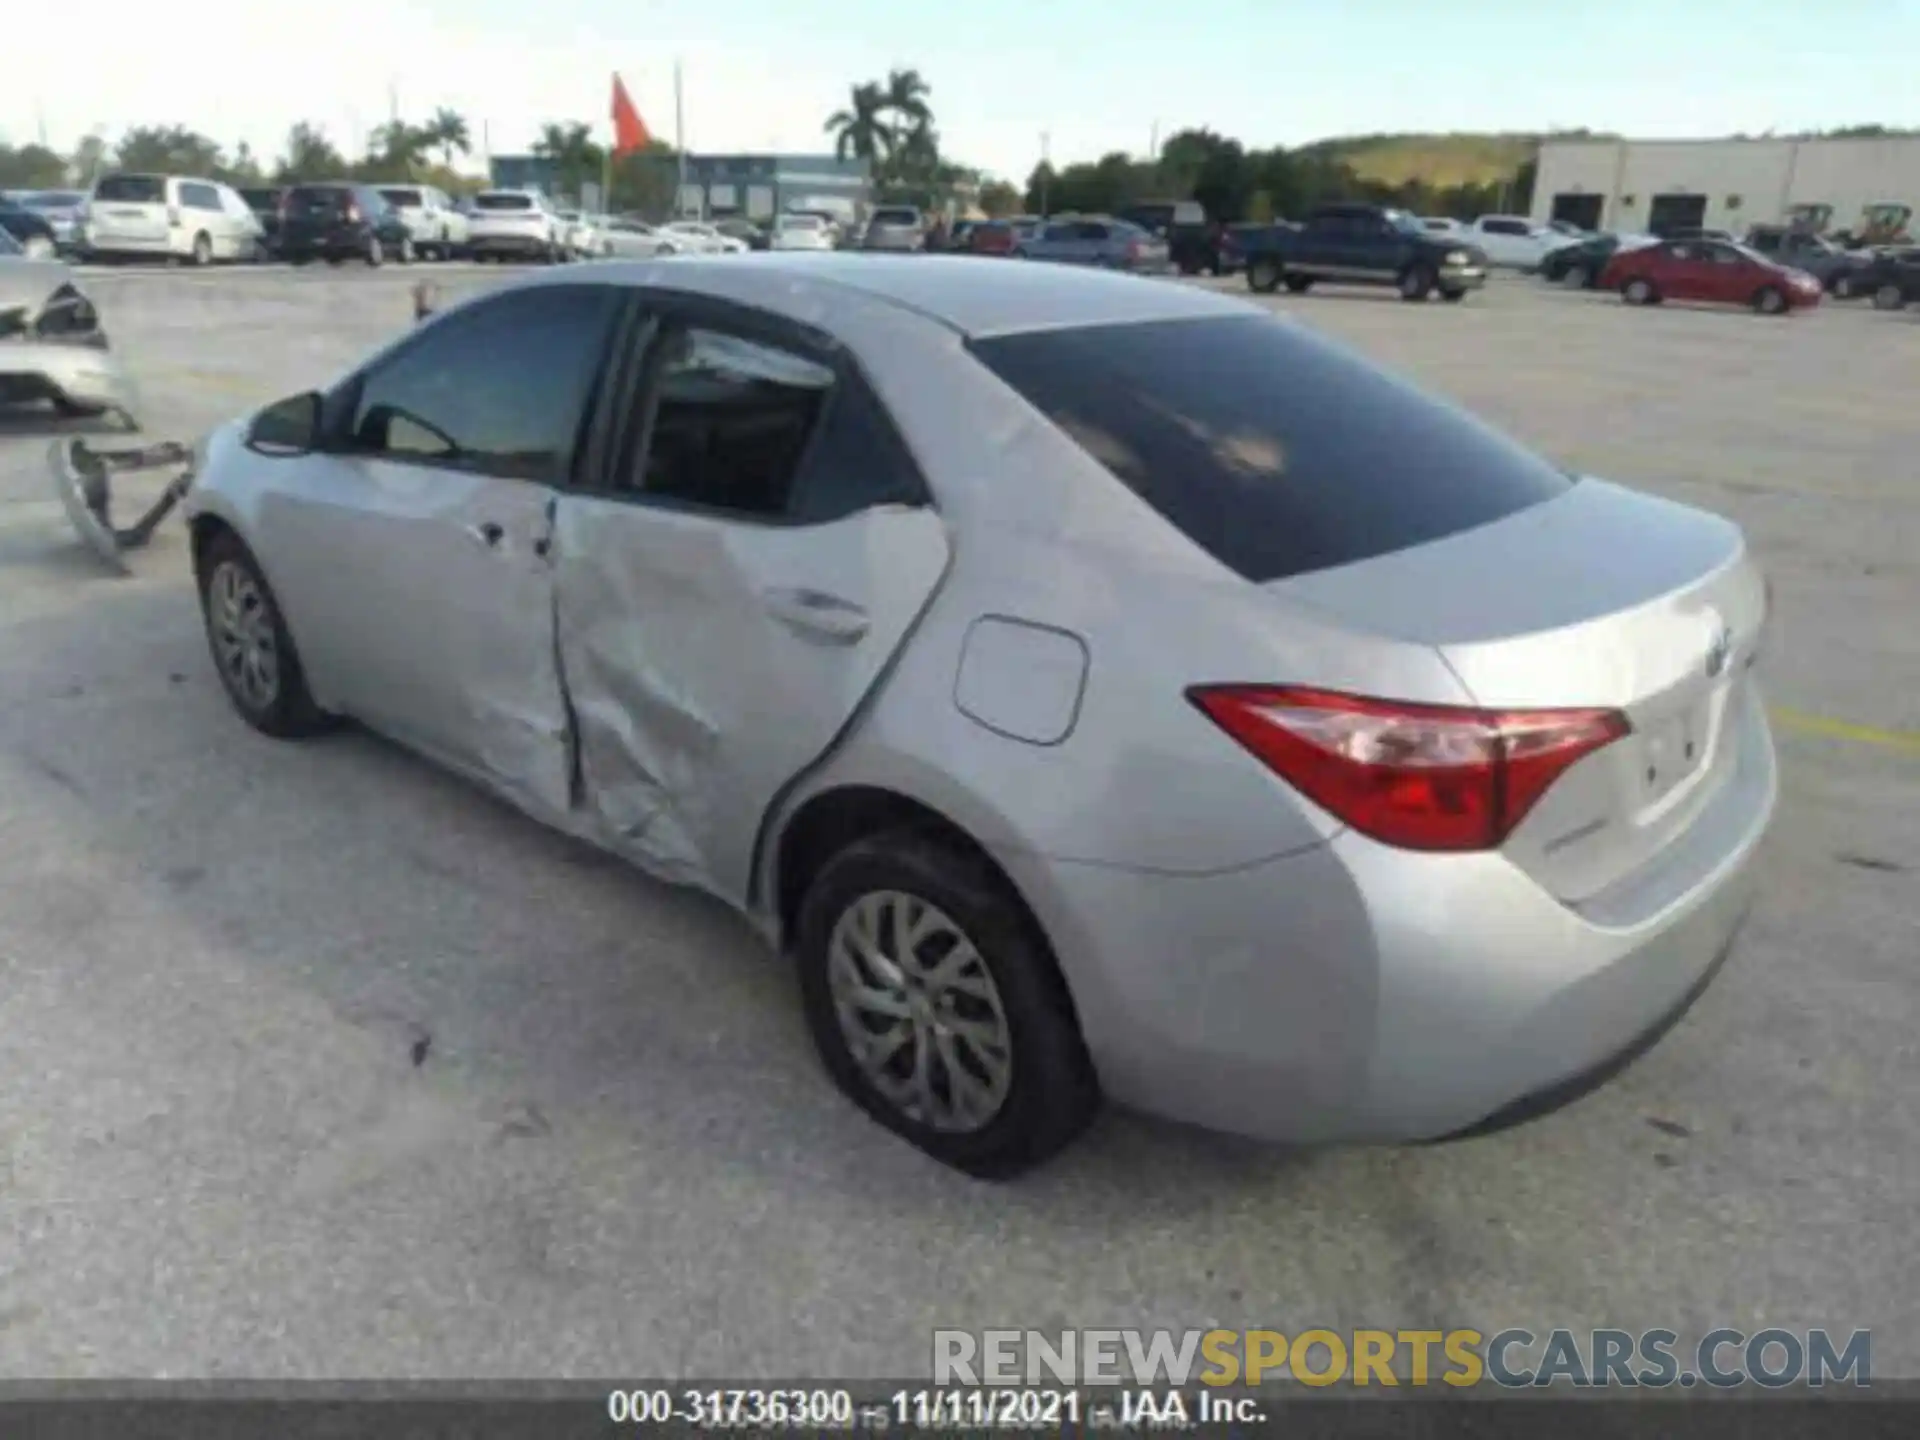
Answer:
[{"left": 1771, "top": 707, "right": 1920, "bottom": 755}]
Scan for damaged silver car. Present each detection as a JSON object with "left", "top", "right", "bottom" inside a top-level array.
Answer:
[
  {"left": 183, "top": 256, "right": 1774, "bottom": 1178},
  {"left": 0, "top": 234, "right": 139, "bottom": 423}
]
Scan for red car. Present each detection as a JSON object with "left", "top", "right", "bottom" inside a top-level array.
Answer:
[
  {"left": 967, "top": 220, "right": 1019, "bottom": 257},
  {"left": 1601, "top": 237, "right": 1823, "bottom": 314}
]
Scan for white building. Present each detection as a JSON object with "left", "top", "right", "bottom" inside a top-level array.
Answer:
[{"left": 1531, "top": 136, "right": 1920, "bottom": 238}]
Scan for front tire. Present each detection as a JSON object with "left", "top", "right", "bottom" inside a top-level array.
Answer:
[
  {"left": 1283, "top": 274, "right": 1314, "bottom": 294},
  {"left": 796, "top": 829, "right": 1098, "bottom": 1179},
  {"left": 1398, "top": 263, "right": 1436, "bottom": 301},
  {"left": 24, "top": 235, "right": 57, "bottom": 261},
  {"left": 397, "top": 234, "right": 415, "bottom": 264},
  {"left": 1623, "top": 277, "right": 1659, "bottom": 305},
  {"left": 1752, "top": 285, "right": 1787, "bottom": 315},
  {"left": 1873, "top": 283, "right": 1906, "bottom": 311},
  {"left": 365, "top": 235, "right": 384, "bottom": 267},
  {"left": 1562, "top": 263, "right": 1590, "bottom": 288},
  {"left": 196, "top": 533, "right": 333, "bottom": 740},
  {"left": 1440, "top": 288, "right": 1467, "bottom": 303},
  {"left": 1247, "top": 258, "right": 1282, "bottom": 293}
]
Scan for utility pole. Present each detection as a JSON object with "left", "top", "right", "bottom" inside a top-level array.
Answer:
[
  {"left": 1039, "top": 130, "right": 1051, "bottom": 217},
  {"left": 1149, "top": 119, "right": 1159, "bottom": 162},
  {"left": 674, "top": 61, "right": 690, "bottom": 217},
  {"left": 36, "top": 102, "right": 49, "bottom": 148}
]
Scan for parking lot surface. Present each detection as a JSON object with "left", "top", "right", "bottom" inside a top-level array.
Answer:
[{"left": 1, "top": 263, "right": 1915, "bottom": 1377}]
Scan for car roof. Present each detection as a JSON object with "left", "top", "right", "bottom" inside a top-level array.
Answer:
[{"left": 510, "top": 252, "right": 1250, "bottom": 339}]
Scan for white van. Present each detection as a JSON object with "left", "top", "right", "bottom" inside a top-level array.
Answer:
[
  {"left": 376, "top": 185, "right": 471, "bottom": 260},
  {"left": 81, "top": 173, "right": 262, "bottom": 265}
]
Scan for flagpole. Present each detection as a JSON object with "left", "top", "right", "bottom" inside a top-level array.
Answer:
[
  {"left": 602, "top": 72, "right": 615, "bottom": 215},
  {"left": 674, "top": 60, "right": 688, "bottom": 217}
]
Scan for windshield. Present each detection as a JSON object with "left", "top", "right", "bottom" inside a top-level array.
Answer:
[
  {"left": 969, "top": 314, "right": 1572, "bottom": 584},
  {"left": 1383, "top": 210, "right": 1428, "bottom": 237},
  {"left": 475, "top": 193, "right": 534, "bottom": 211},
  {"left": 93, "top": 174, "right": 166, "bottom": 204}
]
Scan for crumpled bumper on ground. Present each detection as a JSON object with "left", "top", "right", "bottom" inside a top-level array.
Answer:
[{"left": 0, "top": 273, "right": 142, "bottom": 427}]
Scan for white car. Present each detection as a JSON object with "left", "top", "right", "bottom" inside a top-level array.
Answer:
[
  {"left": 1464, "top": 215, "right": 1580, "bottom": 270},
  {"left": 770, "top": 213, "right": 834, "bottom": 252},
  {"left": 554, "top": 211, "right": 612, "bottom": 259},
  {"left": 80, "top": 173, "right": 261, "bottom": 265},
  {"left": 662, "top": 220, "right": 747, "bottom": 255},
  {"left": 376, "top": 185, "right": 470, "bottom": 260},
  {"left": 466, "top": 190, "right": 566, "bottom": 264},
  {"left": 601, "top": 218, "right": 687, "bottom": 258}
]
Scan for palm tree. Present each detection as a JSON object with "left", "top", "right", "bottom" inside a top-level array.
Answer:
[
  {"left": 881, "top": 69, "right": 932, "bottom": 132},
  {"left": 426, "top": 108, "right": 470, "bottom": 171},
  {"left": 824, "top": 82, "right": 892, "bottom": 167},
  {"left": 532, "top": 121, "right": 602, "bottom": 197}
]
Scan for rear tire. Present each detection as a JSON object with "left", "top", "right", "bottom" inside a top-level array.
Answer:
[
  {"left": 1623, "top": 277, "right": 1658, "bottom": 305},
  {"left": 397, "top": 235, "right": 414, "bottom": 264},
  {"left": 1247, "top": 258, "right": 1282, "bottom": 293},
  {"left": 191, "top": 231, "right": 213, "bottom": 267},
  {"left": 24, "top": 235, "right": 57, "bottom": 261},
  {"left": 365, "top": 236, "right": 384, "bottom": 268},
  {"left": 1398, "top": 263, "right": 1436, "bottom": 301},
  {"left": 195, "top": 532, "right": 334, "bottom": 740},
  {"left": 1873, "top": 283, "right": 1906, "bottom": 311},
  {"left": 795, "top": 828, "right": 1099, "bottom": 1179}
]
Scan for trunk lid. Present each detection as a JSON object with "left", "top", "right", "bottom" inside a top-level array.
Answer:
[{"left": 1268, "top": 479, "right": 1767, "bottom": 901}]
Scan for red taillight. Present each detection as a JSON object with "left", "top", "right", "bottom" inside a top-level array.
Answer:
[{"left": 1188, "top": 686, "right": 1630, "bottom": 852}]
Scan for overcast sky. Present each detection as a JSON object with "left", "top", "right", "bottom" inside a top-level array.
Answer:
[{"left": 5, "top": 0, "right": 1917, "bottom": 180}]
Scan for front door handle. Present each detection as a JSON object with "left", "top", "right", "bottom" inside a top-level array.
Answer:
[
  {"left": 466, "top": 521, "right": 504, "bottom": 548},
  {"left": 760, "top": 587, "right": 870, "bottom": 643}
]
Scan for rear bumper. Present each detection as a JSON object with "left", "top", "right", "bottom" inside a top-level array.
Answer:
[
  {"left": 1002, "top": 686, "right": 1776, "bottom": 1145},
  {"left": 468, "top": 233, "right": 552, "bottom": 255}
]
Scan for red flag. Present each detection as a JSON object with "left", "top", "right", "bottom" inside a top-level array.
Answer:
[{"left": 611, "top": 74, "right": 651, "bottom": 155}]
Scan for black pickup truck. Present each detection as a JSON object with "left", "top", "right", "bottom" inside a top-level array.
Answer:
[{"left": 1240, "top": 203, "right": 1488, "bottom": 301}]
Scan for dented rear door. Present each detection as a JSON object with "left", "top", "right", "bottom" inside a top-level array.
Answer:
[{"left": 552, "top": 310, "right": 950, "bottom": 903}]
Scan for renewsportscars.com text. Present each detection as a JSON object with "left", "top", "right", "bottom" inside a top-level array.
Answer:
[{"left": 933, "top": 1327, "right": 1872, "bottom": 1388}]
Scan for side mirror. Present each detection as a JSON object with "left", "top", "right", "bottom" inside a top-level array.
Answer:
[{"left": 246, "top": 391, "right": 322, "bottom": 455}]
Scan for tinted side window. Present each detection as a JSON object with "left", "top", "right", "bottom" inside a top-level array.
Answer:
[
  {"left": 350, "top": 286, "right": 620, "bottom": 483},
  {"left": 627, "top": 325, "right": 924, "bottom": 523},
  {"left": 182, "top": 183, "right": 220, "bottom": 210},
  {"left": 968, "top": 315, "right": 1574, "bottom": 583},
  {"left": 1482, "top": 218, "right": 1529, "bottom": 236}
]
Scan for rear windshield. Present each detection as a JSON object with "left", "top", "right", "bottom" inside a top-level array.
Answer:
[
  {"left": 93, "top": 175, "right": 166, "bottom": 204},
  {"left": 870, "top": 208, "right": 919, "bottom": 226},
  {"left": 780, "top": 214, "right": 823, "bottom": 229},
  {"left": 287, "top": 186, "right": 349, "bottom": 210},
  {"left": 380, "top": 188, "right": 423, "bottom": 207},
  {"left": 475, "top": 193, "right": 534, "bottom": 211},
  {"left": 968, "top": 314, "right": 1574, "bottom": 583}
]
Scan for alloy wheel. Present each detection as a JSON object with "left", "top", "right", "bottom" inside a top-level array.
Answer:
[
  {"left": 207, "top": 560, "right": 280, "bottom": 714},
  {"left": 826, "top": 890, "right": 1014, "bottom": 1134}
]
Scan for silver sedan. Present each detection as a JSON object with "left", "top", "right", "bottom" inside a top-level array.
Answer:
[{"left": 182, "top": 255, "right": 1776, "bottom": 1177}]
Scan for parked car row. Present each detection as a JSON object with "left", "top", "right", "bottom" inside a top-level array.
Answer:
[{"left": 1534, "top": 221, "right": 1920, "bottom": 315}]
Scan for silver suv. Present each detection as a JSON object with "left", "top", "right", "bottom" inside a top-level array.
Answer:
[{"left": 861, "top": 206, "right": 924, "bottom": 252}]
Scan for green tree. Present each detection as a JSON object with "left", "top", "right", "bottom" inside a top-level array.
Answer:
[
  {"left": 424, "top": 108, "right": 471, "bottom": 171},
  {"left": 223, "top": 140, "right": 264, "bottom": 185},
  {"left": 825, "top": 82, "right": 891, "bottom": 167},
  {"left": 1023, "top": 161, "right": 1057, "bottom": 214},
  {"left": 359, "top": 121, "right": 431, "bottom": 181},
  {"left": 532, "top": 121, "right": 604, "bottom": 200},
  {"left": 113, "top": 125, "right": 224, "bottom": 177},
  {"left": 977, "top": 179, "right": 1022, "bottom": 217},
  {"left": 0, "top": 142, "right": 69, "bottom": 189},
  {"left": 277, "top": 122, "right": 348, "bottom": 182}
]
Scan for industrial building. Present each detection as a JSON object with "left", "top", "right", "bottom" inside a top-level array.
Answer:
[{"left": 1531, "top": 135, "right": 1920, "bottom": 238}]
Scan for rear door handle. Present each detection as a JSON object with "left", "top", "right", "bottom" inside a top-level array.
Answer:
[
  {"left": 465, "top": 521, "right": 504, "bottom": 548},
  {"left": 760, "top": 587, "right": 870, "bottom": 643}
]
